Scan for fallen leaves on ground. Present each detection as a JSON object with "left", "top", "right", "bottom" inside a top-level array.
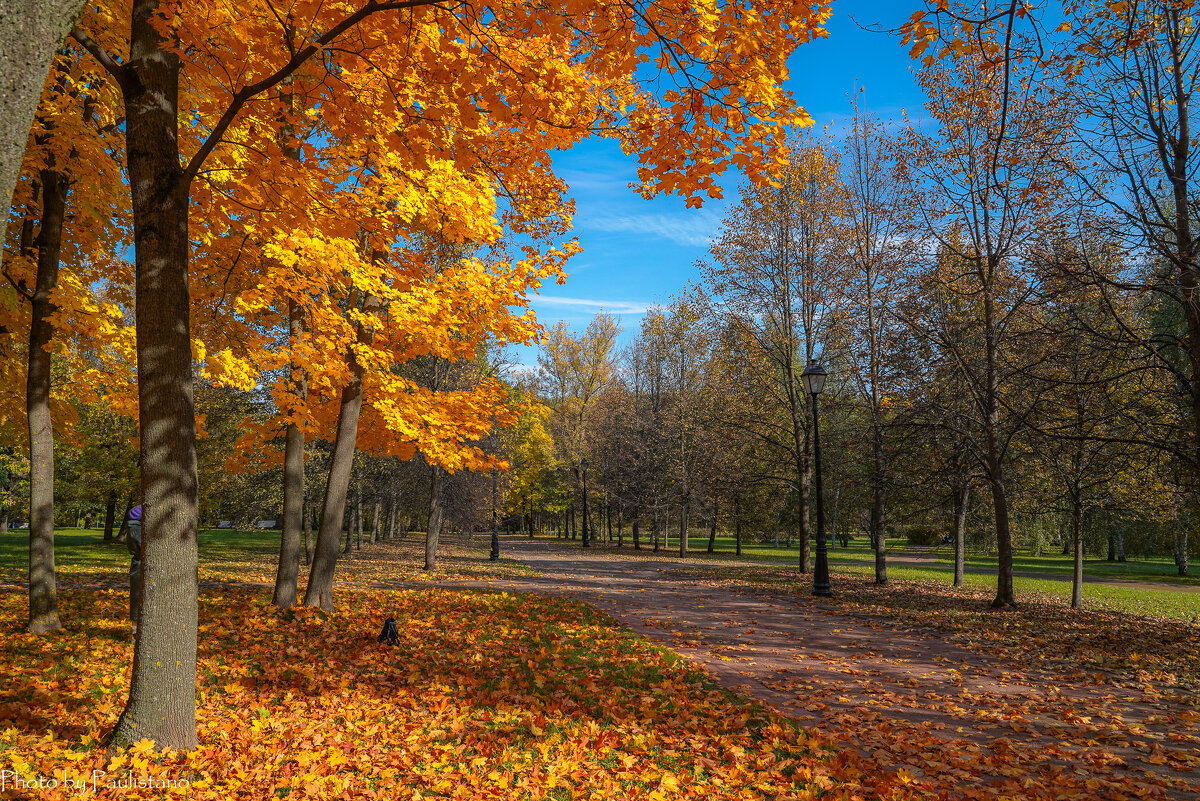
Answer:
[{"left": 0, "top": 586, "right": 903, "bottom": 800}]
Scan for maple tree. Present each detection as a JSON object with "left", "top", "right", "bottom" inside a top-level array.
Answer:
[{"left": 56, "top": 0, "right": 834, "bottom": 750}]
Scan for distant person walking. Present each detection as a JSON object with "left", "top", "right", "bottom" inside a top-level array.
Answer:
[{"left": 126, "top": 505, "right": 142, "bottom": 638}]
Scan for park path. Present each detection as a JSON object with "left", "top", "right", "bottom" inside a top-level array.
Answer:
[{"left": 413, "top": 536, "right": 1200, "bottom": 800}]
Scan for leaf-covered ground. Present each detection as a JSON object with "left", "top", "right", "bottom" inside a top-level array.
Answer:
[
  {"left": 421, "top": 538, "right": 1200, "bottom": 801},
  {"left": 4, "top": 531, "right": 1200, "bottom": 800},
  {"left": 0, "top": 586, "right": 881, "bottom": 800}
]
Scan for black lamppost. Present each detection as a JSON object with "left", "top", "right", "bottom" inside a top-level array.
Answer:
[
  {"left": 581, "top": 458, "right": 590, "bottom": 547},
  {"left": 490, "top": 467, "right": 500, "bottom": 561},
  {"left": 802, "top": 358, "right": 831, "bottom": 597}
]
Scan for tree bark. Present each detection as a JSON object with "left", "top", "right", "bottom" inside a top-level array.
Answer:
[
  {"left": 424, "top": 466, "right": 443, "bottom": 570},
  {"left": 707, "top": 498, "right": 717, "bottom": 553},
  {"left": 109, "top": 2, "right": 200, "bottom": 750},
  {"left": 652, "top": 515, "right": 660, "bottom": 552},
  {"left": 872, "top": 432, "right": 886, "bottom": 585},
  {"left": 371, "top": 500, "right": 380, "bottom": 544},
  {"left": 273, "top": 298, "right": 307, "bottom": 608},
  {"left": 303, "top": 293, "right": 378, "bottom": 611},
  {"left": 1070, "top": 491, "right": 1083, "bottom": 610},
  {"left": 632, "top": 519, "right": 640, "bottom": 550},
  {"left": 989, "top": 476, "right": 1015, "bottom": 607},
  {"left": 953, "top": 484, "right": 969, "bottom": 588},
  {"left": 103, "top": 492, "right": 117, "bottom": 542},
  {"left": 1175, "top": 530, "right": 1189, "bottom": 577},
  {"left": 302, "top": 494, "right": 311, "bottom": 566},
  {"left": 26, "top": 168, "right": 67, "bottom": 635},
  {"left": 0, "top": 0, "right": 85, "bottom": 269},
  {"left": 354, "top": 485, "right": 362, "bottom": 550},
  {"left": 735, "top": 499, "right": 742, "bottom": 557},
  {"left": 678, "top": 503, "right": 688, "bottom": 558}
]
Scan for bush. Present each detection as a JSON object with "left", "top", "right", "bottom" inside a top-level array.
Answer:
[{"left": 906, "top": 526, "right": 943, "bottom": 547}]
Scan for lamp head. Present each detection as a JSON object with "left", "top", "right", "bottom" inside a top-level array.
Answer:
[{"left": 801, "top": 359, "right": 828, "bottom": 395}]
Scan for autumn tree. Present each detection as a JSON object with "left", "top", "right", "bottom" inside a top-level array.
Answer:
[
  {"left": 901, "top": 39, "right": 1071, "bottom": 607},
  {"left": 702, "top": 141, "right": 842, "bottom": 572},
  {"left": 836, "top": 98, "right": 911, "bottom": 584}
]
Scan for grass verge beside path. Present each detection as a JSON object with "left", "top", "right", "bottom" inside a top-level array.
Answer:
[{"left": 0, "top": 528, "right": 535, "bottom": 589}]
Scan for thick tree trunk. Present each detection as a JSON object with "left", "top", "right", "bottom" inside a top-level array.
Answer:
[
  {"left": 27, "top": 169, "right": 67, "bottom": 635},
  {"left": 303, "top": 293, "right": 378, "bottom": 611},
  {"left": 371, "top": 500, "right": 380, "bottom": 544},
  {"left": 1107, "top": 533, "right": 1116, "bottom": 562},
  {"left": 103, "top": 492, "right": 117, "bottom": 542},
  {"left": 0, "top": 1, "right": 85, "bottom": 262},
  {"left": 1175, "top": 530, "right": 1189, "bottom": 576},
  {"left": 1071, "top": 492, "right": 1083, "bottom": 610},
  {"left": 273, "top": 299, "right": 307, "bottom": 608},
  {"left": 425, "top": 466, "right": 443, "bottom": 570},
  {"left": 1115, "top": 530, "right": 1126, "bottom": 562},
  {"left": 953, "top": 485, "right": 969, "bottom": 588},
  {"left": 110, "top": 3, "right": 200, "bottom": 750}
]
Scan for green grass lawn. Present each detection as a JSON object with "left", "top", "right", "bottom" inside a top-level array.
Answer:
[
  {"left": 605, "top": 531, "right": 1200, "bottom": 587},
  {"left": 0, "top": 527, "right": 282, "bottom": 585}
]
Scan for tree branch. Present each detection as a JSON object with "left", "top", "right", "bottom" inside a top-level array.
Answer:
[{"left": 183, "top": 0, "right": 445, "bottom": 185}]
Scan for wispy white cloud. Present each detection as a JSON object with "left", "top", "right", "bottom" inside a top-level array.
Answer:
[
  {"left": 584, "top": 209, "right": 724, "bottom": 248},
  {"left": 531, "top": 296, "right": 649, "bottom": 315}
]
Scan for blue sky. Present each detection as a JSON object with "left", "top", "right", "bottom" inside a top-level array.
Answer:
[{"left": 514, "top": 0, "right": 929, "bottom": 370}]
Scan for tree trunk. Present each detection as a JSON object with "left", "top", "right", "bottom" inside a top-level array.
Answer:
[
  {"left": 1071, "top": 492, "right": 1083, "bottom": 610},
  {"left": 303, "top": 293, "right": 378, "bottom": 611},
  {"left": 103, "top": 492, "right": 117, "bottom": 542},
  {"left": 953, "top": 484, "right": 969, "bottom": 588},
  {"left": 110, "top": 4, "right": 200, "bottom": 750},
  {"left": 302, "top": 494, "right": 312, "bottom": 566},
  {"left": 425, "top": 466, "right": 443, "bottom": 570},
  {"left": 1175, "top": 530, "right": 1189, "bottom": 577},
  {"left": 617, "top": 506, "right": 623, "bottom": 547},
  {"left": 272, "top": 299, "right": 307, "bottom": 607},
  {"left": 735, "top": 500, "right": 742, "bottom": 557},
  {"left": 798, "top": 465, "right": 811, "bottom": 573},
  {"left": 26, "top": 169, "right": 67, "bottom": 635},
  {"left": 989, "top": 476, "right": 1016, "bottom": 608},
  {"left": 678, "top": 503, "right": 688, "bottom": 558},
  {"left": 371, "top": 500, "right": 381, "bottom": 544},
  {"left": 872, "top": 447, "right": 886, "bottom": 585},
  {"left": 0, "top": 1, "right": 85, "bottom": 264},
  {"left": 632, "top": 520, "right": 640, "bottom": 550},
  {"left": 707, "top": 498, "right": 717, "bottom": 553},
  {"left": 652, "top": 515, "right": 660, "bottom": 553},
  {"left": 354, "top": 485, "right": 362, "bottom": 550},
  {"left": 1115, "top": 530, "right": 1126, "bottom": 562},
  {"left": 1107, "top": 533, "right": 1116, "bottom": 562}
]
